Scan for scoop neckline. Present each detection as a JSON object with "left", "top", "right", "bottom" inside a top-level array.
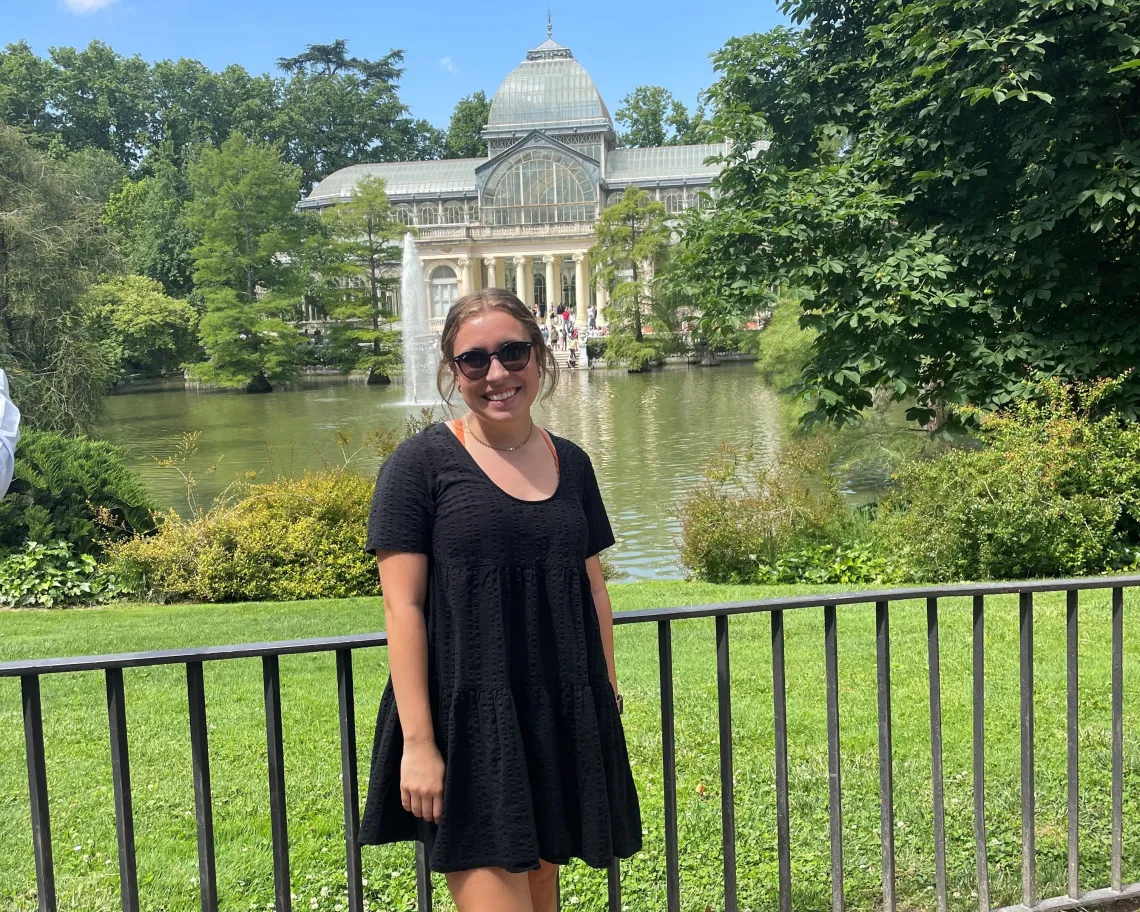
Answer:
[{"left": 441, "top": 419, "right": 562, "bottom": 505}]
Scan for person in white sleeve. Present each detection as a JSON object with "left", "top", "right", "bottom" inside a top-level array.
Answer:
[{"left": 0, "top": 369, "right": 20, "bottom": 499}]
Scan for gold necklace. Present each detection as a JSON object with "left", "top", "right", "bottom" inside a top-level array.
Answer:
[{"left": 463, "top": 415, "right": 535, "bottom": 452}]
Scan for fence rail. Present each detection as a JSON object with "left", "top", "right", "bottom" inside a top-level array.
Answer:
[{"left": 4, "top": 575, "right": 1140, "bottom": 912}]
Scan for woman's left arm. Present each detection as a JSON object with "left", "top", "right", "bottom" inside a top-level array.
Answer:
[{"left": 586, "top": 555, "right": 618, "bottom": 695}]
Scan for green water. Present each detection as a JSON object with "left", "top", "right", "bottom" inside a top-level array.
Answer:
[{"left": 104, "top": 365, "right": 785, "bottom": 580}]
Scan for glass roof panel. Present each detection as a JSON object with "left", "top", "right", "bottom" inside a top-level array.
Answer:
[
  {"left": 307, "top": 160, "right": 479, "bottom": 200},
  {"left": 487, "top": 55, "right": 612, "bottom": 131},
  {"left": 606, "top": 144, "right": 729, "bottom": 182}
]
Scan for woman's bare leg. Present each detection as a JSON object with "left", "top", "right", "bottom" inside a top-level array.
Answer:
[
  {"left": 527, "top": 859, "right": 559, "bottom": 912},
  {"left": 445, "top": 867, "right": 534, "bottom": 912}
]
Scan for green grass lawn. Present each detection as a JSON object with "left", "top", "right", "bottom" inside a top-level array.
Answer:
[{"left": 2, "top": 581, "right": 1139, "bottom": 912}]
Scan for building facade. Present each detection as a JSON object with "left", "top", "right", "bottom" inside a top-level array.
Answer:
[{"left": 299, "top": 27, "right": 728, "bottom": 332}]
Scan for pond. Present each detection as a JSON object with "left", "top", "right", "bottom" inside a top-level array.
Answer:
[{"left": 104, "top": 365, "right": 786, "bottom": 580}]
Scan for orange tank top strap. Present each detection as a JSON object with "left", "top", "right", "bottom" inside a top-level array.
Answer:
[
  {"left": 453, "top": 417, "right": 559, "bottom": 475},
  {"left": 538, "top": 426, "right": 560, "bottom": 476}
]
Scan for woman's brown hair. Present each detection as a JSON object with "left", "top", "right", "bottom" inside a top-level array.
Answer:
[{"left": 436, "top": 287, "right": 559, "bottom": 408}]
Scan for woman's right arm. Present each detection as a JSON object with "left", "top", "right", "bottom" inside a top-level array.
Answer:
[{"left": 378, "top": 551, "right": 445, "bottom": 825}]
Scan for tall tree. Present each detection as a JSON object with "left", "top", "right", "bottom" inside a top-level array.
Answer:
[
  {"left": 49, "top": 41, "right": 151, "bottom": 168},
  {"left": 148, "top": 59, "right": 282, "bottom": 162},
  {"left": 0, "top": 41, "right": 55, "bottom": 138},
  {"left": 274, "top": 40, "right": 422, "bottom": 189},
  {"left": 444, "top": 91, "right": 491, "bottom": 158},
  {"left": 616, "top": 86, "right": 711, "bottom": 147},
  {"left": 104, "top": 149, "right": 198, "bottom": 297},
  {"left": 678, "top": 2, "right": 1140, "bottom": 428},
  {"left": 0, "top": 126, "right": 121, "bottom": 430},
  {"left": 590, "top": 186, "right": 671, "bottom": 341},
  {"left": 185, "top": 132, "right": 305, "bottom": 392},
  {"left": 319, "top": 176, "right": 405, "bottom": 382}
]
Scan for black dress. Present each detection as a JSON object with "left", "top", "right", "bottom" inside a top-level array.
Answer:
[{"left": 359, "top": 421, "right": 643, "bottom": 874}]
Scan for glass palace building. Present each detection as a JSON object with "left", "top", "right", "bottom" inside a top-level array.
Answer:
[{"left": 299, "top": 28, "right": 728, "bottom": 330}]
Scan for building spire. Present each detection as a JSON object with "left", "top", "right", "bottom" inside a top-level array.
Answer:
[{"left": 547, "top": 9, "right": 553, "bottom": 40}]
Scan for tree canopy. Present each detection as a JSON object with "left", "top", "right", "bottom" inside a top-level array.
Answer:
[
  {"left": 0, "top": 126, "right": 121, "bottom": 430},
  {"left": 615, "top": 85, "right": 711, "bottom": 148},
  {"left": 444, "top": 91, "right": 491, "bottom": 159},
  {"left": 590, "top": 186, "right": 671, "bottom": 341},
  {"left": 0, "top": 38, "right": 440, "bottom": 185},
  {"left": 676, "top": 0, "right": 1140, "bottom": 428},
  {"left": 185, "top": 133, "right": 305, "bottom": 391}
]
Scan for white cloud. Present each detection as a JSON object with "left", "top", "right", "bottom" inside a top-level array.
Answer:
[
  {"left": 64, "top": 0, "right": 121, "bottom": 13},
  {"left": 439, "top": 56, "right": 460, "bottom": 74}
]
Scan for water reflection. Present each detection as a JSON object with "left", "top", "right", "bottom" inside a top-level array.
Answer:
[{"left": 104, "top": 365, "right": 784, "bottom": 580}]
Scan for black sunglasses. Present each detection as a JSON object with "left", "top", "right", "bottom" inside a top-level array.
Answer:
[{"left": 452, "top": 341, "right": 534, "bottom": 380}]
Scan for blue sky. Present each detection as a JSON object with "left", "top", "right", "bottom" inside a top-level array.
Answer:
[{"left": 3, "top": 0, "right": 787, "bottom": 130}]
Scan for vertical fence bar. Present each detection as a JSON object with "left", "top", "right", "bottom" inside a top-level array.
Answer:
[
  {"left": 972, "top": 596, "right": 990, "bottom": 912},
  {"left": 927, "top": 599, "right": 948, "bottom": 912},
  {"left": 415, "top": 839, "right": 433, "bottom": 911},
  {"left": 1019, "top": 592, "right": 1036, "bottom": 908},
  {"left": 875, "top": 601, "right": 896, "bottom": 912},
  {"left": 659, "top": 619, "right": 681, "bottom": 912},
  {"left": 105, "top": 668, "right": 139, "bottom": 912},
  {"left": 336, "top": 650, "right": 364, "bottom": 912},
  {"left": 823, "top": 605, "right": 844, "bottom": 912},
  {"left": 716, "top": 614, "right": 738, "bottom": 912},
  {"left": 1111, "top": 587, "right": 1123, "bottom": 892},
  {"left": 771, "top": 610, "right": 792, "bottom": 912},
  {"left": 263, "top": 656, "right": 291, "bottom": 912},
  {"left": 186, "top": 661, "right": 218, "bottom": 912},
  {"left": 606, "top": 858, "right": 621, "bottom": 912},
  {"left": 1066, "top": 590, "right": 1079, "bottom": 900},
  {"left": 22, "top": 674, "right": 56, "bottom": 912}
]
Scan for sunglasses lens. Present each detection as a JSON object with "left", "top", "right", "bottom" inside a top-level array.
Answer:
[
  {"left": 499, "top": 342, "right": 531, "bottom": 369},
  {"left": 457, "top": 352, "right": 490, "bottom": 377}
]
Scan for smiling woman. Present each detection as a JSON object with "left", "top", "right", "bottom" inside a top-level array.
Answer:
[{"left": 361, "top": 287, "right": 641, "bottom": 911}]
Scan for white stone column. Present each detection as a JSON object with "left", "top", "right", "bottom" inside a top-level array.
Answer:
[
  {"left": 543, "top": 255, "right": 556, "bottom": 316},
  {"left": 484, "top": 256, "right": 498, "bottom": 288},
  {"left": 596, "top": 277, "right": 610, "bottom": 328},
  {"left": 551, "top": 255, "right": 563, "bottom": 310},
  {"left": 458, "top": 257, "right": 472, "bottom": 296},
  {"left": 573, "top": 253, "right": 589, "bottom": 327},
  {"left": 513, "top": 256, "right": 527, "bottom": 303}
]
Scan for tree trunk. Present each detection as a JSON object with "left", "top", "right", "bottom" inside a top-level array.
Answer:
[
  {"left": 246, "top": 372, "right": 273, "bottom": 393},
  {"left": 631, "top": 262, "right": 643, "bottom": 341},
  {"left": 368, "top": 223, "right": 381, "bottom": 357},
  {"left": 366, "top": 367, "right": 391, "bottom": 385}
]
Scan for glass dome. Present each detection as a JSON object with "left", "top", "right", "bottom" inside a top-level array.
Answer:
[{"left": 486, "top": 38, "right": 612, "bottom": 133}]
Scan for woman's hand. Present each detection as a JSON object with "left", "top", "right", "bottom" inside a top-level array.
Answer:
[{"left": 401, "top": 738, "right": 446, "bottom": 823}]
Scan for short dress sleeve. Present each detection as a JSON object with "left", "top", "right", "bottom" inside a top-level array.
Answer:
[
  {"left": 581, "top": 453, "right": 616, "bottom": 558},
  {"left": 365, "top": 436, "right": 435, "bottom": 555}
]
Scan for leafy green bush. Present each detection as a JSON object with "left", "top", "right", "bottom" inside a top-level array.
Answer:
[
  {"left": 755, "top": 297, "right": 816, "bottom": 387},
  {"left": 874, "top": 377, "right": 1140, "bottom": 582},
  {"left": 586, "top": 338, "right": 607, "bottom": 362},
  {"left": 0, "top": 541, "right": 128, "bottom": 609},
  {"left": 645, "top": 333, "right": 690, "bottom": 358},
  {"left": 710, "top": 329, "right": 764, "bottom": 356},
  {"left": 604, "top": 334, "right": 658, "bottom": 372},
  {"left": 112, "top": 470, "right": 377, "bottom": 603},
  {"left": 678, "top": 437, "right": 868, "bottom": 583},
  {"left": 0, "top": 431, "right": 157, "bottom": 558}
]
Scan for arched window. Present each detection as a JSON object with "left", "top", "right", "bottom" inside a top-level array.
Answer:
[
  {"left": 664, "top": 191, "right": 684, "bottom": 214},
  {"left": 395, "top": 206, "right": 414, "bottom": 226},
  {"left": 468, "top": 202, "right": 480, "bottom": 223},
  {"left": 430, "top": 265, "right": 458, "bottom": 318},
  {"left": 482, "top": 148, "right": 596, "bottom": 226},
  {"left": 444, "top": 204, "right": 465, "bottom": 224},
  {"left": 418, "top": 205, "right": 438, "bottom": 225}
]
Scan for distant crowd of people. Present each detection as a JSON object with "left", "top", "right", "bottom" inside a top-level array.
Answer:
[{"left": 533, "top": 303, "right": 601, "bottom": 369}]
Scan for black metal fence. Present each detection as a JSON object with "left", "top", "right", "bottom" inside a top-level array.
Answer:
[{"left": 3, "top": 575, "right": 1140, "bottom": 912}]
